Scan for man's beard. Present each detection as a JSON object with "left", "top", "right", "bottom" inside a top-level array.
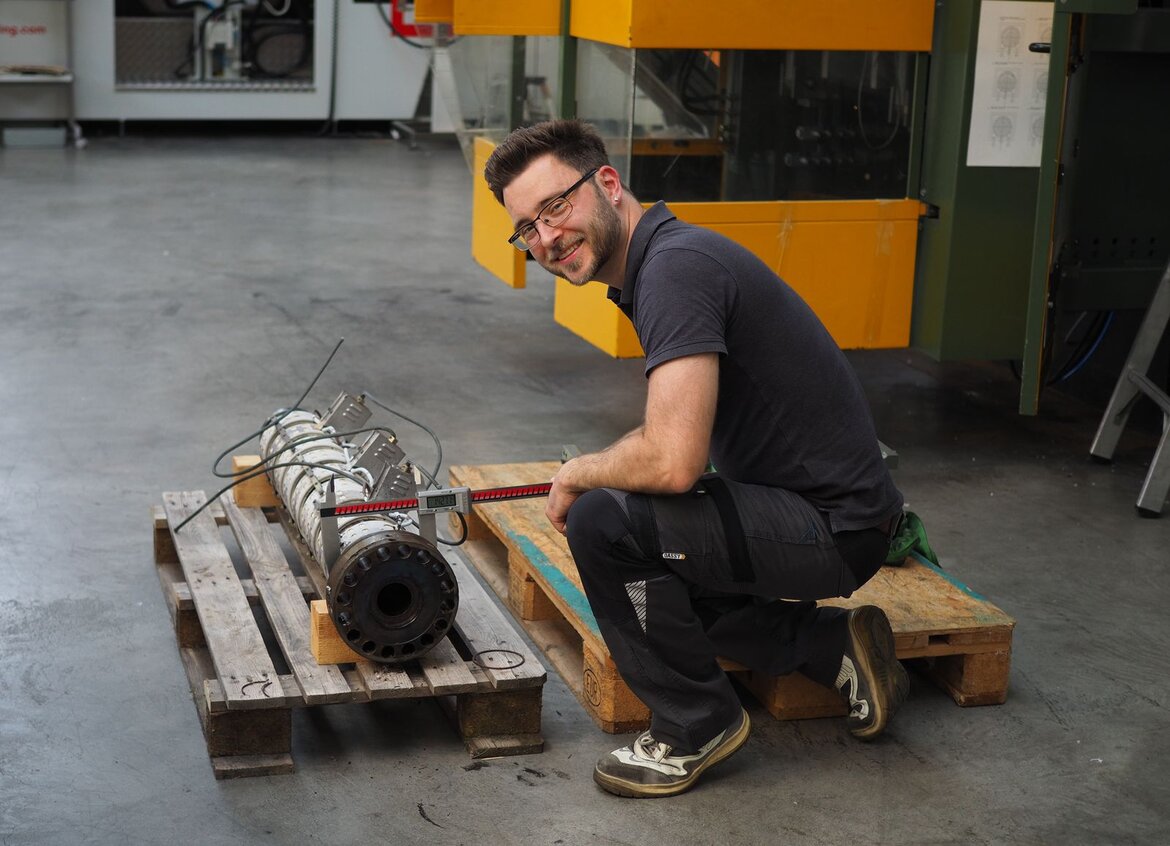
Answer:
[{"left": 539, "top": 188, "right": 623, "bottom": 286}]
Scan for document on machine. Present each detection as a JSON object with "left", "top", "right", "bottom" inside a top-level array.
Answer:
[{"left": 966, "top": 0, "right": 1054, "bottom": 168}]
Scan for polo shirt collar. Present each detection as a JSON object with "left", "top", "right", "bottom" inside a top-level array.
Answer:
[{"left": 607, "top": 201, "right": 676, "bottom": 306}]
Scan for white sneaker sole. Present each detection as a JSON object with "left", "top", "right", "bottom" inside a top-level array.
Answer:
[{"left": 593, "top": 710, "right": 752, "bottom": 798}]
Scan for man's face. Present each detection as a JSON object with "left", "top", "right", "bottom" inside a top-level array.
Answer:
[{"left": 502, "top": 154, "right": 622, "bottom": 286}]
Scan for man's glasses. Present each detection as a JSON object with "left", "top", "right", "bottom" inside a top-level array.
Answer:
[{"left": 507, "top": 168, "right": 599, "bottom": 251}]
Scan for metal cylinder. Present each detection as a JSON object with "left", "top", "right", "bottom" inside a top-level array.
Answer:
[{"left": 259, "top": 409, "right": 459, "bottom": 662}]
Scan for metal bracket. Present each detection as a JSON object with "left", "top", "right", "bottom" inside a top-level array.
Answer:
[
  {"left": 321, "top": 480, "right": 341, "bottom": 575},
  {"left": 411, "top": 466, "right": 437, "bottom": 546},
  {"left": 321, "top": 392, "right": 372, "bottom": 433},
  {"left": 353, "top": 432, "right": 414, "bottom": 499}
]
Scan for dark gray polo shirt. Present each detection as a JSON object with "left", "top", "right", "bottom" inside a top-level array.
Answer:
[{"left": 607, "top": 202, "right": 902, "bottom": 533}]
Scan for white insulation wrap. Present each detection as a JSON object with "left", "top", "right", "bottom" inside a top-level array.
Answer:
[{"left": 259, "top": 411, "right": 388, "bottom": 570}]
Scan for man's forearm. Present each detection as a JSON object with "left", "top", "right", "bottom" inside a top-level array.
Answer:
[{"left": 558, "top": 425, "right": 698, "bottom": 496}]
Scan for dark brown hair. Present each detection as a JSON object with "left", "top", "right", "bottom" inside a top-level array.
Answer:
[{"left": 483, "top": 119, "right": 611, "bottom": 205}]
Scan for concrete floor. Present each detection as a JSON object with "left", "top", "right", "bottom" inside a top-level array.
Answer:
[{"left": 1, "top": 133, "right": 1167, "bottom": 845}]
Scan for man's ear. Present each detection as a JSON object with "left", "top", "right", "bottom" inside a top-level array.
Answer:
[{"left": 597, "top": 166, "right": 623, "bottom": 205}]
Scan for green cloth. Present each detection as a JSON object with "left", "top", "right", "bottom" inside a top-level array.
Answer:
[{"left": 885, "top": 510, "right": 939, "bottom": 567}]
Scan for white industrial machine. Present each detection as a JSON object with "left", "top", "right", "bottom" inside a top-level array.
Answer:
[{"left": 67, "top": 0, "right": 436, "bottom": 122}]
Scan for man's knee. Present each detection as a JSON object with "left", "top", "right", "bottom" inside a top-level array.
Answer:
[
  {"left": 566, "top": 488, "right": 666, "bottom": 583},
  {"left": 565, "top": 488, "right": 629, "bottom": 554}
]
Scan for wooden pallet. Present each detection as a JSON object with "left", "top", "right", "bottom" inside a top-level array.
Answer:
[
  {"left": 450, "top": 462, "right": 1016, "bottom": 733},
  {"left": 152, "top": 490, "right": 546, "bottom": 779}
]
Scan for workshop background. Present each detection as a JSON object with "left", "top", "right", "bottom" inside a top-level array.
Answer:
[{"left": 1, "top": 1, "right": 1168, "bottom": 844}]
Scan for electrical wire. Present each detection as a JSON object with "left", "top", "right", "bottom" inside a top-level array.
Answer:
[
  {"left": 263, "top": 0, "right": 292, "bottom": 14},
  {"left": 1055, "top": 311, "right": 1115, "bottom": 383},
  {"left": 403, "top": 510, "right": 468, "bottom": 547},
  {"left": 1006, "top": 309, "right": 1116, "bottom": 386},
  {"left": 1040, "top": 310, "right": 1104, "bottom": 385},
  {"left": 174, "top": 458, "right": 372, "bottom": 531},
  {"left": 472, "top": 649, "right": 526, "bottom": 670},
  {"left": 857, "top": 53, "right": 902, "bottom": 151},
  {"left": 217, "top": 425, "right": 402, "bottom": 478},
  {"left": 317, "top": 0, "right": 341, "bottom": 135},
  {"left": 444, "top": 511, "right": 469, "bottom": 546},
  {"left": 209, "top": 337, "right": 345, "bottom": 479},
  {"left": 180, "top": 340, "right": 454, "bottom": 547},
  {"left": 361, "top": 391, "right": 444, "bottom": 490}
]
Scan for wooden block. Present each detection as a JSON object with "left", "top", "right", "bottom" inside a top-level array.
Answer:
[
  {"left": 737, "top": 671, "right": 847, "bottom": 721},
  {"left": 456, "top": 687, "right": 543, "bottom": 739},
  {"left": 451, "top": 505, "right": 496, "bottom": 543},
  {"left": 155, "top": 558, "right": 206, "bottom": 649},
  {"left": 582, "top": 644, "right": 649, "bottom": 733},
  {"left": 920, "top": 649, "right": 1011, "bottom": 706},
  {"left": 231, "top": 455, "right": 279, "bottom": 508},
  {"left": 180, "top": 649, "right": 292, "bottom": 760},
  {"left": 153, "top": 505, "right": 178, "bottom": 565},
  {"left": 508, "top": 554, "right": 558, "bottom": 622},
  {"left": 309, "top": 599, "right": 364, "bottom": 664}
]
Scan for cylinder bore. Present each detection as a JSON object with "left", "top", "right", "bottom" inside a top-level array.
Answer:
[
  {"left": 326, "top": 530, "right": 459, "bottom": 662},
  {"left": 377, "top": 582, "right": 414, "bottom": 618}
]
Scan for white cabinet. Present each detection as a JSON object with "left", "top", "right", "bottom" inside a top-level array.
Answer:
[{"left": 0, "top": 0, "right": 81, "bottom": 145}]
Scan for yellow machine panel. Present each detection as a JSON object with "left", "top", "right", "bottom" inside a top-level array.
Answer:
[
  {"left": 571, "top": 0, "right": 934, "bottom": 51},
  {"left": 414, "top": 0, "right": 453, "bottom": 23},
  {"left": 472, "top": 137, "right": 527, "bottom": 289},
  {"left": 454, "top": 0, "right": 561, "bottom": 36},
  {"left": 554, "top": 280, "right": 644, "bottom": 358},
  {"left": 551, "top": 200, "right": 923, "bottom": 356}
]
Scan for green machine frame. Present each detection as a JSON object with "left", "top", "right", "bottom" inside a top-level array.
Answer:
[{"left": 1021, "top": 0, "right": 1170, "bottom": 413}]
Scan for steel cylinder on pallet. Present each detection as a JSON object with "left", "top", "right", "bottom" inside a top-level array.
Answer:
[{"left": 259, "top": 410, "right": 458, "bottom": 662}]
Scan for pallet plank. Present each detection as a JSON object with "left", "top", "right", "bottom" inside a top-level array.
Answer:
[
  {"left": 355, "top": 661, "right": 425, "bottom": 699},
  {"left": 824, "top": 555, "right": 1016, "bottom": 636},
  {"left": 416, "top": 636, "right": 481, "bottom": 695},
  {"left": 172, "top": 577, "right": 318, "bottom": 609},
  {"left": 222, "top": 495, "right": 353, "bottom": 705},
  {"left": 446, "top": 551, "right": 546, "bottom": 690},
  {"left": 277, "top": 507, "right": 328, "bottom": 599},
  {"left": 212, "top": 753, "right": 296, "bottom": 780},
  {"left": 204, "top": 674, "right": 303, "bottom": 713},
  {"left": 163, "top": 491, "right": 288, "bottom": 710}
]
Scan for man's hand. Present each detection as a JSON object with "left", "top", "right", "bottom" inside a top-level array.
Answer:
[
  {"left": 546, "top": 460, "right": 582, "bottom": 535},
  {"left": 540, "top": 353, "right": 719, "bottom": 534}
]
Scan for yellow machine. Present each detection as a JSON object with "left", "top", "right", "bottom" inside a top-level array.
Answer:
[{"left": 439, "top": 0, "right": 934, "bottom": 356}]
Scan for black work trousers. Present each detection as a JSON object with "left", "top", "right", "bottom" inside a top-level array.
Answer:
[{"left": 564, "top": 475, "right": 890, "bottom": 754}]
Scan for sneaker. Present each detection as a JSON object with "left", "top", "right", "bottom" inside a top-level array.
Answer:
[
  {"left": 593, "top": 708, "right": 751, "bottom": 798},
  {"left": 835, "top": 605, "right": 909, "bottom": 740}
]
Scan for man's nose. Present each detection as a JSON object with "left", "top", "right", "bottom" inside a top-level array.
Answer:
[{"left": 533, "top": 217, "right": 564, "bottom": 249}]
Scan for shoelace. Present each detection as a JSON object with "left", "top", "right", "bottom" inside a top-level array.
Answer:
[{"left": 633, "top": 732, "right": 671, "bottom": 763}]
